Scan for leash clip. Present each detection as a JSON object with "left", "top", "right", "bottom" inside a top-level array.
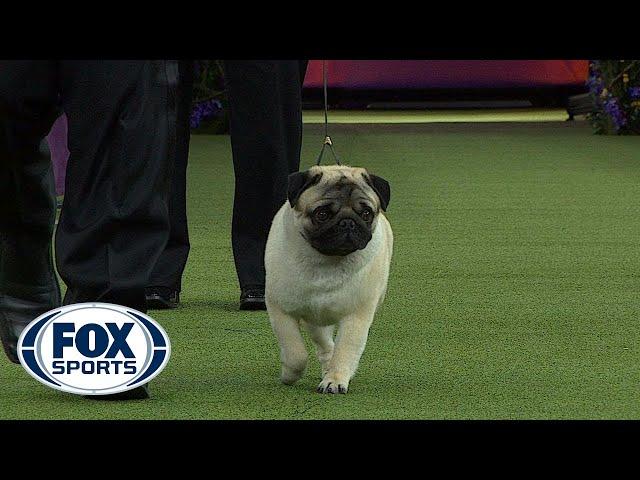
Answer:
[{"left": 316, "top": 136, "right": 341, "bottom": 166}]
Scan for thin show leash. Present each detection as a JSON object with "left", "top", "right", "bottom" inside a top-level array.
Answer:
[{"left": 316, "top": 60, "right": 342, "bottom": 166}]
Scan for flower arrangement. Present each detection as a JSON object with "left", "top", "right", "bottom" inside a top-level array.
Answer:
[
  {"left": 190, "top": 60, "right": 229, "bottom": 133},
  {"left": 587, "top": 60, "right": 640, "bottom": 135}
]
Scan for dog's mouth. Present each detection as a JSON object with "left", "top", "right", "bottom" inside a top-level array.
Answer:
[{"left": 307, "top": 230, "right": 371, "bottom": 257}]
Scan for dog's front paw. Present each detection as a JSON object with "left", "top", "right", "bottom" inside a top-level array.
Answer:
[{"left": 317, "top": 374, "right": 349, "bottom": 394}]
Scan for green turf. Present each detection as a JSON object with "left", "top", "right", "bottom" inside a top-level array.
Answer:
[
  {"left": 303, "top": 108, "right": 569, "bottom": 124},
  {"left": 2, "top": 121, "right": 639, "bottom": 419}
]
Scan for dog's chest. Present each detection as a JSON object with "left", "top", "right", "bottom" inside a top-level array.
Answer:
[{"left": 278, "top": 262, "right": 366, "bottom": 325}]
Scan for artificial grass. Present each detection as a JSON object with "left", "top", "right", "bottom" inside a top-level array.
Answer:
[
  {"left": 302, "top": 108, "right": 569, "bottom": 124},
  {"left": 1, "top": 120, "right": 639, "bottom": 419}
]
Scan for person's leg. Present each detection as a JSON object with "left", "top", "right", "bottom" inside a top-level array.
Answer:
[
  {"left": 0, "top": 61, "right": 61, "bottom": 363},
  {"left": 146, "top": 60, "right": 194, "bottom": 309},
  {"left": 224, "top": 60, "right": 307, "bottom": 309},
  {"left": 56, "top": 60, "right": 178, "bottom": 313}
]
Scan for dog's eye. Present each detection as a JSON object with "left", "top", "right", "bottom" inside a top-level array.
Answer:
[
  {"left": 314, "top": 207, "right": 332, "bottom": 222},
  {"left": 360, "top": 207, "right": 373, "bottom": 222}
]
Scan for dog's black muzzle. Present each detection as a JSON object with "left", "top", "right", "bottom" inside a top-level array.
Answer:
[{"left": 308, "top": 216, "right": 372, "bottom": 256}]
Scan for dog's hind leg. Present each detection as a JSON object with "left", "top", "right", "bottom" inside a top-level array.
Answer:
[
  {"left": 268, "top": 305, "right": 308, "bottom": 385},
  {"left": 303, "top": 322, "right": 335, "bottom": 377}
]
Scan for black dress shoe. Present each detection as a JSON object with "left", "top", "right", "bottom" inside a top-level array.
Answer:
[
  {"left": 239, "top": 286, "right": 266, "bottom": 311},
  {"left": 145, "top": 286, "right": 180, "bottom": 310},
  {"left": 84, "top": 383, "right": 150, "bottom": 400},
  {"left": 0, "top": 291, "right": 61, "bottom": 364},
  {"left": 0, "top": 233, "right": 61, "bottom": 364}
]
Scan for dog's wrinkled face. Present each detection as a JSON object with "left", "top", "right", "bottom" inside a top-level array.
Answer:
[{"left": 287, "top": 165, "right": 391, "bottom": 256}]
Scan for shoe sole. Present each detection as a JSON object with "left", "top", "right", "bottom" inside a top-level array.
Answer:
[
  {"left": 239, "top": 298, "right": 267, "bottom": 311},
  {"left": 145, "top": 294, "right": 178, "bottom": 310}
]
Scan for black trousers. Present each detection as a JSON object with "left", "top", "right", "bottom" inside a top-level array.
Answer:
[
  {"left": 224, "top": 60, "right": 308, "bottom": 289},
  {"left": 150, "top": 60, "right": 308, "bottom": 292},
  {"left": 0, "top": 61, "right": 178, "bottom": 312},
  {"left": 148, "top": 60, "right": 193, "bottom": 292}
]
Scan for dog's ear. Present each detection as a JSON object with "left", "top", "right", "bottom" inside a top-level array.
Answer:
[
  {"left": 288, "top": 170, "right": 323, "bottom": 208},
  {"left": 364, "top": 172, "right": 391, "bottom": 211}
]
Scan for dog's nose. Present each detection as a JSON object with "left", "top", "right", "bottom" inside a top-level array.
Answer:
[{"left": 339, "top": 218, "right": 357, "bottom": 231}]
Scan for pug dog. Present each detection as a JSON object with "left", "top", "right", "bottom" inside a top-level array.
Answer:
[{"left": 265, "top": 165, "right": 392, "bottom": 394}]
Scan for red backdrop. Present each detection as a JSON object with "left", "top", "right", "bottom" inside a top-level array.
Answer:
[{"left": 303, "top": 60, "right": 589, "bottom": 89}]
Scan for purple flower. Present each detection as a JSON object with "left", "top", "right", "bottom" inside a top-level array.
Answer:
[
  {"left": 603, "top": 97, "right": 627, "bottom": 130},
  {"left": 586, "top": 74, "right": 604, "bottom": 97},
  {"left": 629, "top": 86, "right": 640, "bottom": 99},
  {"left": 190, "top": 99, "right": 223, "bottom": 129}
]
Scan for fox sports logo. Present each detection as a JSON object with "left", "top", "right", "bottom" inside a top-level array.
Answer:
[{"left": 18, "top": 303, "right": 171, "bottom": 395}]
